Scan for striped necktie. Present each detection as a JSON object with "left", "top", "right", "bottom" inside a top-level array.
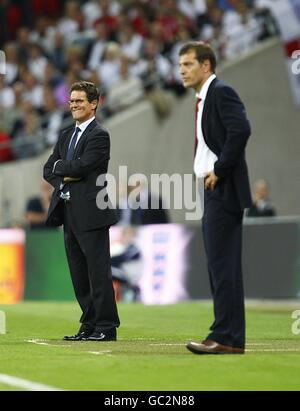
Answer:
[{"left": 66, "top": 127, "right": 81, "bottom": 161}]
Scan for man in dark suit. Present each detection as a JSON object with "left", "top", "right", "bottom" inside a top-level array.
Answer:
[
  {"left": 44, "top": 81, "right": 120, "bottom": 341},
  {"left": 179, "top": 42, "right": 252, "bottom": 354}
]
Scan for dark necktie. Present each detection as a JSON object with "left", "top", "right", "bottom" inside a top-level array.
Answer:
[
  {"left": 66, "top": 126, "right": 81, "bottom": 161},
  {"left": 60, "top": 127, "right": 81, "bottom": 198},
  {"left": 194, "top": 97, "right": 201, "bottom": 158}
]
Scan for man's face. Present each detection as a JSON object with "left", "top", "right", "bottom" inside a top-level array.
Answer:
[
  {"left": 179, "top": 51, "right": 209, "bottom": 92},
  {"left": 69, "top": 90, "right": 97, "bottom": 124}
]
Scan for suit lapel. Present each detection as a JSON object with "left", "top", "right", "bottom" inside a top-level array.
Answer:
[
  {"left": 201, "top": 77, "right": 218, "bottom": 139},
  {"left": 73, "top": 119, "right": 97, "bottom": 158},
  {"left": 61, "top": 128, "right": 75, "bottom": 159}
]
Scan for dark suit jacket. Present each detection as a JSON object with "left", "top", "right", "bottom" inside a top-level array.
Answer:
[
  {"left": 43, "top": 119, "right": 118, "bottom": 231},
  {"left": 202, "top": 78, "right": 252, "bottom": 212}
]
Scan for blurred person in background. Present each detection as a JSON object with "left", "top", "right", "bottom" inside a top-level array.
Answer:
[
  {"left": 40, "top": 86, "right": 72, "bottom": 147},
  {"left": 96, "top": 41, "right": 122, "bottom": 91},
  {"left": 57, "top": 0, "right": 84, "bottom": 43},
  {"left": 0, "top": 73, "right": 15, "bottom": 108},
  {"left": 12, "top": 109, "right": 45, "bottom": 159},
  {"left": 179, "top": 41, "right": 251, "bottom": 355},
  {"left": 117, "top": 180, "right": 170, "bottom": 226},
  {"left": 106, "top": 56, "right": 144, "bottom": 115},
  {"left": 27, "top": 42, "right": 49, "bottom": 82},
  {"left": 87, "top": 21, "right": 109, "bottom": 71},
  {"left": 82, "top": 0, "right": 120, "bottom": 30},
  {"left": 43, "top": 80, "right": 120, "bottom": 342},
  {"left": 20, "top": 70, "right": 44, "bottom": 110},
  {"left": 246, "top": 179, "right": 276, "bottom": 217},
  {"left": 0, "top": 80, "right": 20, "bottom": 138},
  {"left": 25, "top": 179, "right": 53, "bottom": 229},
  {"left": 3, "top": 42, "right": 19, "bottom": 85}
]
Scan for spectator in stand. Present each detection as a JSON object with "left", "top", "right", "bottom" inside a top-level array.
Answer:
[
  {"left": 44, "top": 62, "right": 64, "bottom": 90},
  {"left": 20, "top": 70, "right": 44, "bottom": 110},
  {"left": 25, "top": 180, "right": 53, "bottom": 229},
  {"left": 57, "top": 0, "right": 84, "bottom": 44},
  {"left": 221, "top": 0, "right": 261, "bottom": 59},
  {"left": 0, "top": 81, "right": 24, "bottom": 138},
  {"left": 200, "top": 3, "right": 224, "bottom": 48},
  {"left": 96, "top": 42, "right": 121, "bottom": 91},
  {"left": 50, "top": 31, "right": 66, "bottom": 72},
  {"left": 40, "top": 86, "right": 72, "bottom": 147},
  {"left": 29, "top": 15, "right": 56, "bottom": 55},
  {"left": 87, "top": 21, "right": 109, "bottom": 71},
  {"left": 106, "top": 56, "right": 144, "bottom": 115},
  {"left": 3, "top": 42, "right": 19, "bottom": 85},
  {"left": 141, "top": 38, "right": 173, "bottom": 90},
  {"left": 82, "top": 0, "right": 120, "bottom": 30},
  {"left": 246, "top": 179, "right": 276, "bottom": 217},
  {"left": 117, "top": 21, "right": 143, "bottom": 63},
  {"left": 27, "top": 42, "right": 49, "bottom": 82},
  {"left": 0, "top": 74, "right": 15, "bottom": 108},
  {"left": 117, "top": 180, "right": 170, "bottom": 226},
  {"left": 92, "top": 0, "right": 120, "bottom": 38},
  {"left": 125, "top": 2, "right": 152, "bottom": 38},
  {"left": 12, "top": 109, "right": 45, "bottom": 159},
  {"left": 53, "top": 69, "right": 78, "bottom": 107},
  {"left": 15, "top": 27, "right": 31, "bottom": 64}
]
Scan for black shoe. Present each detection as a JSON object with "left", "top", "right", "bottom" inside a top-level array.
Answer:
[
  {"left": 63, "top": 327, "right": 94, "bottom": 341},
  {"left": 84, "top": 328, "right": 117, "bottom": 341}
]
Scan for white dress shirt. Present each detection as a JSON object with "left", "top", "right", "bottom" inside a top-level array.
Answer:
[
  {"left": 53, "top": 116, "right": 95, "bottom": 173},
  {"left": 194, "top": 74, "right": 218, "bottom": 178},
  {"left": 73, "top": 116, "right": 95, "bottom": 147}
]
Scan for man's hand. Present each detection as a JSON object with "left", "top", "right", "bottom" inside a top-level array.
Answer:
[
  {"left": 63, "top": 176, "right": 82, "bottom": 183},
  {"left": 204, "top": 171, "right": 219, "bottom": 190}
]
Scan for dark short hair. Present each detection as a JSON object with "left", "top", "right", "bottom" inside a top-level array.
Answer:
[
  {"left": 179, "top": 41, "right": 217, "bottom": 72},
  {"left": 70, "top": 81, "right": 100, "bottom": 104}
]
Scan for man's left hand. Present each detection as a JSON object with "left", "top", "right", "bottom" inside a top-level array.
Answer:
[{"left": 204, "top": 171, "right": 219, "bottom": 190}]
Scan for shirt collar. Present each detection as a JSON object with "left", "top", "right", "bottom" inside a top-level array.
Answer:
[
  {"left": 196, "top": 74, "right": 216, "bottom": 101},
  {"left": 76, "top": 116, "right": 95, "bottom": 133}
]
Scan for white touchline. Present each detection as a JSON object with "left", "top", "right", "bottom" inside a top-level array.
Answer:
[
  {"left": 0, "top": 374, "right": 64, "bottom": 391},
  {"left": 246, "top": 349, "right": 300, "bottom": 352},
  {"left": 26, "top": 339, "right": 72, "bottom": 347},
  {"left": 149, "top": 343, "right": 185, "bottom": 346},
  {"left": 87, "top": 351, "right": 112, "bottom": 356}
]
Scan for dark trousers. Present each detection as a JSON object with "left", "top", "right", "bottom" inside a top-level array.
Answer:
[
  {"left": 63, "top": 203, "right": 120, "bottom": 331},
  {"left": 202, "top": 189, "right": 245, "bottom": 348}
]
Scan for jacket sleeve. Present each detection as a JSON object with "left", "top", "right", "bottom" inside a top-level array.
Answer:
[
  {"left": 52, "top": 130, "right": 110, "bottom": 178},
  {"left": 43, "top": 140, "right": 63, "bottom": 189},
  {"left": 213, "top": 85, "right": 251, "bottom": 179}
]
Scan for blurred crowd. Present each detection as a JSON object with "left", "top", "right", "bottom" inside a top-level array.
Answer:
[{"left": 0, "top": 0, "right": 277, "bottom": 163}]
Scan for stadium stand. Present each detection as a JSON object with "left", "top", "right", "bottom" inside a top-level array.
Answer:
[{"left": 0, "top": 0, "right": 277, "bottom": 163}]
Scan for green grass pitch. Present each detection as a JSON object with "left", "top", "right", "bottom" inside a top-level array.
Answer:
[{"left": 0, "top": 301, "right": 299, "bottom": 391}]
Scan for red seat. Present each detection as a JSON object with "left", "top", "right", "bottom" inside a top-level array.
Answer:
[{"left": 0, "top": 132, "right": 14, "bottom": 162}]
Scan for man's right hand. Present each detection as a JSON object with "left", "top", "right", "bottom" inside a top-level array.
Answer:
[{"left": 63, "top": 177, "right": 82, "bottom": 183}]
